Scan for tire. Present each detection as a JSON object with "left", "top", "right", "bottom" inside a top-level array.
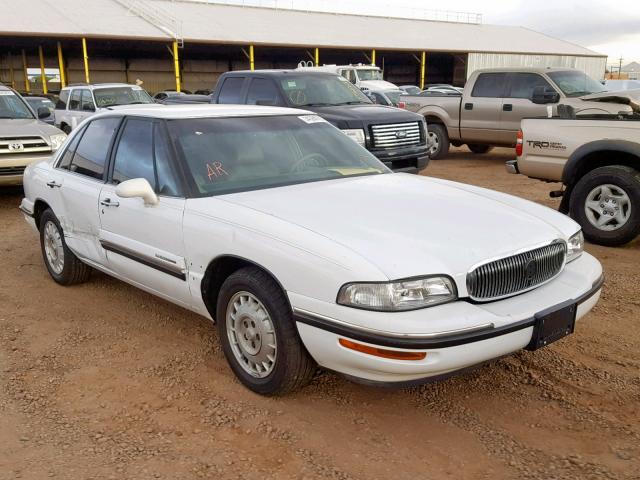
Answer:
[
  {"left": 216, "top": 267, "right": 316, "bottom": 395},
  {"left": 427, "top": 124, "right": 450, "bottom": 160},
  {"left": 39, "top": 209, "right": 91, "bottom": 285},
  {"left": 61, "top": 124, "right": 72, "bottom": 135},
  {"left": 569, "top": 165, "right": 640, "bottom": 247},
  {"left": 467, "top": 144, "right": 493, "bottom": 154}
]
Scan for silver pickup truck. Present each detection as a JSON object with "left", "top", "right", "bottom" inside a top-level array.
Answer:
[
  {"left": 508, "top": 109, "right": 640, "bottom": 246},
  {"left": 404, "top": 68, "right": 636, "bottom": 159}
]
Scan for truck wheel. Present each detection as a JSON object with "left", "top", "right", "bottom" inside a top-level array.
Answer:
[
  {"left": 427, "top": 124, "right": 450, "bottom": 160},
  {"left": 216, "top": 267, "right": 316, "bottom": 395},
  {"left": 39, "top": 209, "right": 91, "bottom": 285},
  {"left": 569, "top": 165, "right": 640, "bottom": 246},
  {"left": 467, "top": 144, "right": 493, "bottom": 154}
]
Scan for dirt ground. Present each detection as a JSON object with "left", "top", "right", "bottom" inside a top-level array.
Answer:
[{"left": 1, "top": 147, "right": 638, "bottom": 480}]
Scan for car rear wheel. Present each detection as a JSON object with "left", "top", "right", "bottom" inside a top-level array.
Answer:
[
  {"left": 39, "top": 209, "right": 91, "bottom": 285},
  {"left": 570, "top": 165, "right": 640, "bottom": 246},
  {"left": 467, "top": 144, "right": 493, "bottom": 154},
  {"left": 216, "top": 267, "right": 316, "bottom": 395},
  {"left": 427, "top": 124, "right": 450, "bottom": 160}
]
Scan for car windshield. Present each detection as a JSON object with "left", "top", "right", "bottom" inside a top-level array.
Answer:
[
  {"left": 169, "top": 115, "right": 389, "bottom": 197},
  {"left": 547, "top": 71, "right": 607, "bottom": 97},
  {"left": 93, "top": 86, "right": 154, "bottom": 108},
  {"left": 0, "top": 91, "right": 34, "bottom": 119},
  {"left": 357, "top": 69, "right": 383, "bottom": 81},
  {"left": 280, "top": 75, "right": 371, "bottom": 106},
  {"left": 384, "top": 90, "right": 405, "bottom": 106},
  {"left": 25, "top": 98, "right": 55, "bottom": 113},
  {"left": 403, "top": 86, "right": 421, "bottom": 95}
]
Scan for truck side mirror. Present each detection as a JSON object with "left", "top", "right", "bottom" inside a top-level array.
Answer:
[
  {"left": 531, "top": 86, "right": 560, "bottom": 104},
  {"left": 37, "top": 107, "right": 50, "bottom": 119}
]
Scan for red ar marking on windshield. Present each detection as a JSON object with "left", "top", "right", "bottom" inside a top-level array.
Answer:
[{"left": 206, "top": 162, "right": 228, "bottom": 181}]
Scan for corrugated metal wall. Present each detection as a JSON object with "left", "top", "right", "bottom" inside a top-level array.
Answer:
[{"left": 467, "top": 53, "right": 607, "bottom": 81}]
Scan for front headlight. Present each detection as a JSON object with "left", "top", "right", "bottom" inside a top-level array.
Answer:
[
  {"left": 341, "top": 128, "right": 366, "bottom": 146},
  {"left": 337, "top": 276, "right": 457, "bottom": 312},
  {"left": 566, "top": 230, "right": 584, "bottom": 263},
  {"left": 49, "top": 133, "right": 67, "bottom": 152}
]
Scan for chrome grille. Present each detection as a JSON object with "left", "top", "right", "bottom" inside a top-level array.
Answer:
[
  {"left": 467, "top": 242, "right": 567, "bottom": 301},
  {"left": 0, "top": 136, "right": 50, "bottom": 154},
  {"left": 0, "top": 166, "right": 26, "bottom": 176},
  {"left": 371, "top": 122, "right": 421, "bottom": 148}
]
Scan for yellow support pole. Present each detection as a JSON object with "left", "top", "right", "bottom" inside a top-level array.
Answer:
[
  {"left": 21, "top": 49, "right": 30, "bottom": 93},
  {"left": 57, "top": 41, "right": 66, "bottom": 88},
  {"left": 82, "top": 37, "right": 90, "bottom": 84},
  {"left": 38, "top": 45, "right": 48, "bottom": 95},
  {"left": 172, "top": 40, "right": 181, "bottom": 92},
  {"left": 249, "top": 44, "right": 255, "bottom": 71},
  {"left": 8, "top": 52, "right": 15, "bottom": 89},
  {"left": 420, "top": 51, "right": 426, "bottom": 90},
  {"left": 371, "top": 49, "right": 376, "bottom": 66},
  {"left": 314, "top": 47, "right": 319, "bottom": 66}
]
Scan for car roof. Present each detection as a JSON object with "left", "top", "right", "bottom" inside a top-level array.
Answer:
[
  {"left": 61, "top": 83, "right": 141, "bottom": 90},
  {"left": 474, "top": 67, "right": 582, "bottom": 74},
  {"left": 225, "top": 70, "right": 338, "bottom": 77},
  {"left": 88, "top": 104, "right": 312, "bottom": 119}
]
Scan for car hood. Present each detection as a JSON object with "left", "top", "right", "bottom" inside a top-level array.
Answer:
[
  {"left": 579, "top": 90, "right": 640, "bottom": 112},
  {"left": 307, "top": 104, "right": 422, "bottom": 128},
  {"left": 359, "top": 80, "right": 399, "bottom": 90},
  {"left": 219, "top": 173, "right": 578, "bottom": 281},
  {"left": 0, "top": 118, "right": 63, "bottom": 137}
]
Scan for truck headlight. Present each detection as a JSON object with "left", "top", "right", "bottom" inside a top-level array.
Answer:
[
  {"left": 49, "top": 133, "right": 67, "bottom": 151},
  {"left": 341, "top": 129, "right": 366, "bottom": 146},
  {"left": 566, "top": 230, "right": 584, "bottom": 263},
  {"left": 337, "top": 276, "right": 457, "bottom": 312}
]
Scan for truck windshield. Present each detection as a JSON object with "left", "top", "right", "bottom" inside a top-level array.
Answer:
[
  {"left": 357, "top": 69, "right": 383, "bottom": 81},
  {"left": 280, "top": 75, "right": 371, "bottom": 107},
  {"left": 169, "top": 115, "right": 388, "bottom": 197},
  {"left": 93, "top": 87, "right": 154, "bottom": 108},
  {"left": 0, "top": 91, "right": 34, "bottom": 119},
  {"left": 547, "top": 71, "right": 607, "bottom": 97}
]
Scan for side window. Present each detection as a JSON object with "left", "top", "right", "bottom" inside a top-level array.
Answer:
[
  {"left": 80, "top": 90, "right": 95, "bottom": 111},
  {"left": 154, "top": 124, "right": 181, "bottom": 196},
  {"left": 57, "top": 125, "right": 86, "bottom": 170},
  {"left": 507, "top": 73, "right": 553, "bottom": 99},
  {"left": 218, "top": 77, "right": 245, "bottom": 104},
  {"left": 246, "top": 78, "right": 280, "bottom": 105},
  {"left": 68, "top": 89, "right": 81, "bottom": 110},
  {"left": 471, "top": 73, "right": 508, "bottom": 98},
  {"left": 69, "top": 117, "right": 120, "bottom": 180},
  {"left": 56, "top": 90, "right": 69, "bottom": 110},
  {"left": 112, "top": 118, "right": 155, "bottom": 188}
]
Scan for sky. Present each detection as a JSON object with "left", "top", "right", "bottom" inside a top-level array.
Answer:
[{"left": 253, "top": 0, "right": 640, "bottom": 66}]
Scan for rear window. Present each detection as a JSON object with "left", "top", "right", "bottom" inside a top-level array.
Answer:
[
  {"left": 93, "top": 86, "right": 153, "bottom": 108},
  {"left": 471, "top": 73, "right": 508, "bottom": 98},
  {"left": 218, "top": 77, "right": 245, "bottom": 104}
]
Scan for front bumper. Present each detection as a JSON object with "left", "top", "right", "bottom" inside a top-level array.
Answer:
[
  {"left": 371, "top": 144, "right": 429, "bottom": 174},
  {"left": 291, "top": 252, "right": 603, "bottom": 383},
  {"left": 1, "top": 153, "right": 52, "bottom": 186}
]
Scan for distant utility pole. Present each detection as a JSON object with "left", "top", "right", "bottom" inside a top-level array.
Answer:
[{"left": 619, "top": 56, "right": 623, "bottom": 79}]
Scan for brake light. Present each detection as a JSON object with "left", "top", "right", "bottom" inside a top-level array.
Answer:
[
  {"left": 398, "top": 101, "right": 406, "bottom": 109},
  {"left": 516, "top": 129, "right": 523, "bottom": 157}
]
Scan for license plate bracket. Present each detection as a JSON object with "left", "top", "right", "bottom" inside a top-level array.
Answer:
[{"left": 526, "top": 301, "right": 576, "bottom": 351}]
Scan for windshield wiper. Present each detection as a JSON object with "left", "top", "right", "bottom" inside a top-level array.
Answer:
[
  {"left": 334, "top": 101, "right": 368, "bottom": 105},
  {"left": 299, "top": 102, "right": 333, "bottom": 107}
]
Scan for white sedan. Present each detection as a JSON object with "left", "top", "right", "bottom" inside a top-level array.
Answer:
[{"left": 20, "top": 105, "right": 603, "bottom": 395}]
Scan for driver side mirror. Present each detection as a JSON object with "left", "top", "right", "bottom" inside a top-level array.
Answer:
[
  {"left": 115, "top": 178, "right": 159, "bottom": 206},
  {"left": 82, "top": 103, "right": 96, "bottom": 112},
  {"left": 37, "top": 107, "right": 50, "bottom": 119},
  {"left": 531, "top": 86, "right": 560, "bottom": 104}
]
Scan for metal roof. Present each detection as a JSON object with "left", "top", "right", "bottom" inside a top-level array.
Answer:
[{"left": 0, "top": 0, "right": 604, "bottom": 57}]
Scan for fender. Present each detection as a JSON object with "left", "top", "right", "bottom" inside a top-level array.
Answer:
[
  {"left": 562, "top": 139, "right": 640, "bottom": 185},
  {"left": 417, "top": 106, "right": 460, "bottom": 141}
]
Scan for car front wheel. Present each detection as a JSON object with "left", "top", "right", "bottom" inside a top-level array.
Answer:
[
  {"left": 216, "top": 267, "right": 316, "bottom": 395},
  {"left": 427, "top": 124, "right": 450, "bottom": 160},
  {"left": 570, "top": 165, "right": 640, "bottom": 246},
  {"left": 39, "top": 209, "right": 91, "bottom": 284}
]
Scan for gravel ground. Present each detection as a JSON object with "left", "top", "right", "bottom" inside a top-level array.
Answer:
[{"left": 1, "top": 147, "right": 638, "bottom": 480}]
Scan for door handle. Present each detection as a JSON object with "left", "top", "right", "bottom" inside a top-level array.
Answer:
[
  {"left": 464, "top": 103, "right": 474, "bottom": 110},
  {"left": 503, "top": 104, "right": 513, "bottom": 111},
  {"left": 100, "top": 198, "right": 120, "bottom": 207},
  {"left": 46, "top": 180, "right": 62, "bottom": 188}
]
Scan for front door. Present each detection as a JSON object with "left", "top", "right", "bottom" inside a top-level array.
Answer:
[{"left": 98, "top": 118, "right": 190, "bottom": 306}]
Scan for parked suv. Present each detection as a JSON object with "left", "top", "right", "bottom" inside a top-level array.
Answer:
[
  {"left": 55, "top": 83, "right": 154, "bottom": 133},
  {"left": 210, "top": 71, "right": 430, "bottom": 173},
  {"left": 0, "top": 85, "right": 66, "bottom": 186}
]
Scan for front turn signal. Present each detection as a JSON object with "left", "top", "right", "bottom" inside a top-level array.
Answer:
[{"left": 338, "top": 338, "right": 426, "bottom": 361}]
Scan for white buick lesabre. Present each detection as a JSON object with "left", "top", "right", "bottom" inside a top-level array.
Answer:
[{"left": 20, "top": 105, "right": 603, "bottom": 395}]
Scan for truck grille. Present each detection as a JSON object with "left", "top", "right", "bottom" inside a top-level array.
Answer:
[
  {"left": 0, "top": 136, "right": 50, "bottom": 154},
  {"left": 466, "top": 242, "right": 567, "bottom": 301},
  {"left": 0, "top": 166, "right": 26, "bottom": 176},
  {"left": 371, "top": 122, "right": 422, "bottom": 149}
]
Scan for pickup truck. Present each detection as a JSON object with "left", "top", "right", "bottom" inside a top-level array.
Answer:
[
  {"left": 507, "top": 109, "right": 640, "bottom": 246},
  {"left": 403, "top": 68, "right": 637, "bottom": 159},
  {"left": 207, "top": 70, "right": 430, "bottom": 173}
]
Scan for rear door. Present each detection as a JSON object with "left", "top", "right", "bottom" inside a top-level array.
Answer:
[
  {"left": 460, "top": 72, "right": 508, "bottom": 144},
  {"left": 98, "top": 118, "right": 190, "bottom": 306},
  {"left": 500, "top": 73, "right": 557, "bottom": 145}
]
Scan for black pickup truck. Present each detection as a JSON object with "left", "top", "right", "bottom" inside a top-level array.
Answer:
[{"left": 174, "top": 71, "right": 430, "bottom": 173}]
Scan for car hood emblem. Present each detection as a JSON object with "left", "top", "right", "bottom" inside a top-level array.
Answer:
[
  {"left": 395, "top": 131, "right": 408, "bottom": 139},
  {"left": 8, "top": 142, "right": 24, "bottom": 152}
]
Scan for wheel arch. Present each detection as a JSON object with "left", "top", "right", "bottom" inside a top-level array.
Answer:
[
  {"left": 200, "top": 254, "right": 291, "bottom": 321},
  {"left": 32, "top": 198, "right": 52, "bottom": 230}
]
